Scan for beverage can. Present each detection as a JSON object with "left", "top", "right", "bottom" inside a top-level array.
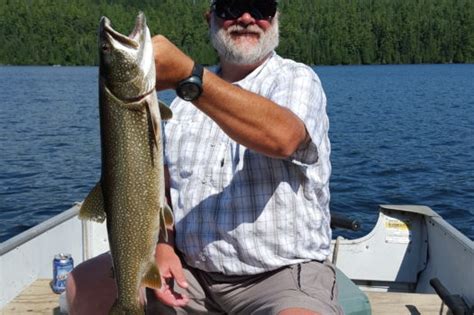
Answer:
[{"left": 52, "top": 253, "right": 74, "bottom": 294}]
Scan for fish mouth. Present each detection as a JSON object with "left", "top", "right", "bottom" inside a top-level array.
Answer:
[{"left": 99, "top": 12, "right": 146, "bottom": 49}]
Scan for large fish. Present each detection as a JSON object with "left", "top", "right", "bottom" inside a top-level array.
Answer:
[{"left": 79, "top": 12, "right": 173, "bottom": 314}]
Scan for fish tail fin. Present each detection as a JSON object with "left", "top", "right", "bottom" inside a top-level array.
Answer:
[{"left": 109, "top": 300, "right": 144, "bottom": 315}]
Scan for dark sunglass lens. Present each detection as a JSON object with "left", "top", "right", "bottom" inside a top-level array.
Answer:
[
  {"left": 214, "top": 0, "right": 277, "bottom": 20},
  {"left": 231, "top": 2, "right": 255, "bottom": 19},
  {"left": 254, "top": 1, "right": 277, "bottom": 19},
  {"left": 215, "top": 1, "right": 239, "bottom": 19},
  {"left": 249, "top": 7, "right": 265, "bottom": 20}
]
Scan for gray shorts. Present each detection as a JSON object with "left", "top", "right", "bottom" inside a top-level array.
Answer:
[{"left": 146, "top": 259, "right": 343, "bottom": 315}]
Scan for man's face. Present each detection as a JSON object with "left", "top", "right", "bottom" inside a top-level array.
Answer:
[{"left": 209, "top": 6, "right": 279, "bottom": 65}]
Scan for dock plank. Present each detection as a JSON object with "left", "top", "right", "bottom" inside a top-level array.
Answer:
[
  {"left": 366, "top": 291, "right": 449, "bottom": 315},
  {"left": 1, "top": 279, "right": 61, "bottom": 315}
]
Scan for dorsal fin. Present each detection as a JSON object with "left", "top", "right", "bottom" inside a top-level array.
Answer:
[{"left": 158, "top": 100, "right": 173, "bottom": 120}]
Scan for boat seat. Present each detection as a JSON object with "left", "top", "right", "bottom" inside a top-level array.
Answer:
[{"left": 336, "top": 268, "right": 372, "bottom": 315}]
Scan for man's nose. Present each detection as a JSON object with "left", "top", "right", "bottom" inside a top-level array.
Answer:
[{"left": 237, "top": 12, "right": 256, "bottom": 25}]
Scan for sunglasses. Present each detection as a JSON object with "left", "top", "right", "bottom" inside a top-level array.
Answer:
[{"left": 211, "top": 0, "right": 278, "bottom": 21}]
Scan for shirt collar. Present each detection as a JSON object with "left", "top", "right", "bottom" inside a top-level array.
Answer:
[{"left": 212, "top": 51, "right": 277, "bottom": 88}]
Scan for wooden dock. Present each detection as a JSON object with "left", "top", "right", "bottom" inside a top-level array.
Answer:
[{"left": 1, "top": 279, "right": 449, "bottom": 314}]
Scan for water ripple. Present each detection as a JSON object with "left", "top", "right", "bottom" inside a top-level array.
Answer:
[{"left": 1, "top": 65, "right": 473, "bottom": 242}]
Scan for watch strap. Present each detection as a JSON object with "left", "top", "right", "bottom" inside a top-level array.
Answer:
[{"left": 191, "top": 63, "right": 204, "bottom": 81}]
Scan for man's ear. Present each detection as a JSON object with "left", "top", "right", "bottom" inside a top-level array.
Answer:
[{"left": 205, "top": 11, "right": 211, "bottom": 26}]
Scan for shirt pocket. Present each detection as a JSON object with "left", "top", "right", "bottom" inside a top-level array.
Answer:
[{"left": 165, "top": 117, "right": 227, "bottom": 184}]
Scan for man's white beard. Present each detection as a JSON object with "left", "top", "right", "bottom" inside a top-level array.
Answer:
[{"left": 210, "top": 14, "right": 279, "bottom": 65}]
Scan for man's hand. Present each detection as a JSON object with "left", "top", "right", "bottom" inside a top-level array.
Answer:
[
  {"left": 153, "top": 243, "right": 190, "bottom": 307},
  {"left": 152, "top": 35, "right": 194, "bottom": 91}
]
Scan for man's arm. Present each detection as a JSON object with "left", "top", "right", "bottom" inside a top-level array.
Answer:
[
  {"left": 153, "top": 35, "right": 308, "bottom": 159},
  {"left": 195, "top": 72, "right": 308, "bottom": 158}
]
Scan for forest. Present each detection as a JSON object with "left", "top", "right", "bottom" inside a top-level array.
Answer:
[{"left": 1, "top": 0, "right": 473, "bottom": 66}]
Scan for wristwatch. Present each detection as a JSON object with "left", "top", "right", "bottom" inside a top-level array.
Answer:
[{"left": 176, "top": 63, "right": 204, "bottom": 101}]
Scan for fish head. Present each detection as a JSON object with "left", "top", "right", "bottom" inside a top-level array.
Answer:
[{"left": 99, "top": 12, "right": 155, "bottom": 100}]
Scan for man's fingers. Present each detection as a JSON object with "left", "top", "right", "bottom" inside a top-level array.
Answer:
[
  {"left": 155, "top": 289, "right": 175, "bottom": 306},
  {"left": 154, "top": 286, "right": 189, "bottom": 307},
  {"left": 170, "top": 265, "right": 189, "bottom": 289},
  {"left": 172, "top": 293, "right": 189, "bottom": 307}
]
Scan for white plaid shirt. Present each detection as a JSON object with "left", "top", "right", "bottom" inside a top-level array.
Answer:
[{"left": 163, "top": 52, "right": 331, "bottom": 275}]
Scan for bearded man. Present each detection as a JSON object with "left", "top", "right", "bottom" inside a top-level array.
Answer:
[{"left": 66, "top": 1, "right": 341, "bottom": 314}]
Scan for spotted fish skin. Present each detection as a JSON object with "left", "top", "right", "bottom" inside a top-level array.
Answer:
[{"left": 79, "top": 12, "right": 173, "bottom": 315}]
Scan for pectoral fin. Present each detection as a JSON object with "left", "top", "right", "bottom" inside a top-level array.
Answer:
[
  {"left": 141, "top": 263, "right": 162, "bottom": 289},
  {"left": 146, "top": 100, "right": 161, "bottom": 151},
  {"left": 159, "top": 204, "right": 174, "bottom": 242},
  {"left": 79, "top": 182, "right": 106, "bottom": 223},
  {"left": 159, "top": 100, "right": 173, "bottom": 120},
  {"left": 146, "top": 100, "right": 173, "bottom": 152}
]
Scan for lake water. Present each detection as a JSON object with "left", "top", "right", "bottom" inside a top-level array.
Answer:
[{"left": 0, "top": 64, "right": 473, "bottom": 243}]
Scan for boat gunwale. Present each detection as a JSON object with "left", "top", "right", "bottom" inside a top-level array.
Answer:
[{"left": 0, "top": 204, "right": 81, "bottom": 256}]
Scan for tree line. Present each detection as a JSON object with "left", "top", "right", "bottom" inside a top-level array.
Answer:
[{"left": 0, "top": 0, "right": 473, "bottom": 66}]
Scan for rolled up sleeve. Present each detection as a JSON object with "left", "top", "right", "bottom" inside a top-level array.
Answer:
[{"left": 268, "top": 66, "right": 329, "bottom": 166}]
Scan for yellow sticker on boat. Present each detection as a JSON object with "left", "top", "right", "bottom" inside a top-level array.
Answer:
[
  {"left": 384, "top": 216, "right": 412, "bottom": 244},
  {"left": 385, "top": 220, "right": 411, "bottom": 230}
]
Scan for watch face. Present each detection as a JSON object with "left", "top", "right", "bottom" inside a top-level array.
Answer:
[
  {"left": 177, "top": 69, "right": 203, "bottom": 101},
  {"left": 181, "top": 83, "right": 200, "bottom": 101},
  {"left": 181, "top": 83, "right": 199, "bottom": 100}
]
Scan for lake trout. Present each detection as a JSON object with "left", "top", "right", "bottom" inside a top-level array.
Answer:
[{"left": 79, "top": 12, "right": 173, "bottom": 314}]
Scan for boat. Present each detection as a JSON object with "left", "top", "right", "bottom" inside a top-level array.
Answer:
[{"left": 1, "top": 204, "right": 472, "bottom": 314}]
